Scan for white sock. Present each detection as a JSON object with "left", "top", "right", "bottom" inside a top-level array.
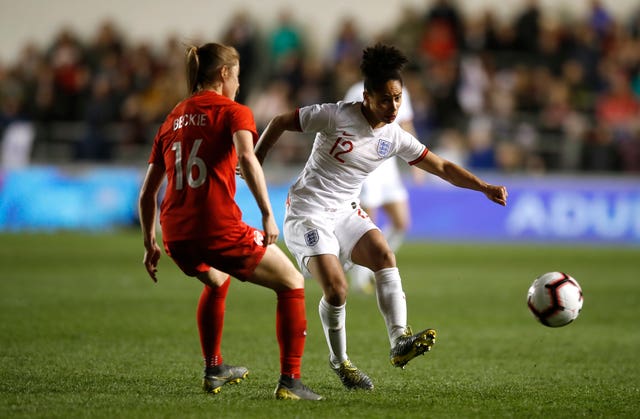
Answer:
[
  {"left": 384, "top": 227, "right": 405, "bottom": 253},
  {"left": 318, "top": 297, "right": 348, "bottom": 366},
  {"left": 374, "top": 267, "right": 407, "bottom": 345}
]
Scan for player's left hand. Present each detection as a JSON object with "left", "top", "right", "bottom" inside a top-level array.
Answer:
[
  {"left": 484, "top": 184, "right": 508, "bottom": 206},
  {"left": 143, "top": 243, "right": 162, "bottom": 282},
  {"left": 262, "top": 213, "right": 279, "bottom": 245}
]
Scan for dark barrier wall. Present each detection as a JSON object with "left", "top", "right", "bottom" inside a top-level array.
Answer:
[{"left": 0, "top": 168, "right": 638, "bottom": 246}]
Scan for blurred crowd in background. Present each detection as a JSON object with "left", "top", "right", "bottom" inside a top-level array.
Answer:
[{"left": 1, "top": 0, "right": 640, "bottom": 174}]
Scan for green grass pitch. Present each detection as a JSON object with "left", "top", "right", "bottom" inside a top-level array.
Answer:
[{"left": 1, "top": 230, "right": 638, "bottom": 418}]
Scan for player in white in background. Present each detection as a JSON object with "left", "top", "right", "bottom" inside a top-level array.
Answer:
[
  {"left": 343, "top": 81, "right": 415, "bottom": 293},
  {"left": 255, "top": 43, "right": 507, "bottom": 391}
]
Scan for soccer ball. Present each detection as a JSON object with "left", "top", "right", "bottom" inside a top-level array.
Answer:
[{"left": 527, "top": 272, "right": 583, "bottom": 327}]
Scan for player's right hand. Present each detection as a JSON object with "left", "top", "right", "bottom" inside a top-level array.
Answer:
[{"left": 484, "top": 184, "right": 508, "bottom": 206}]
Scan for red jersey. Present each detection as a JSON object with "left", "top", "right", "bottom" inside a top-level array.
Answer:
[{"left": 149, "top": 90, "right": 258, "bottom": 242}]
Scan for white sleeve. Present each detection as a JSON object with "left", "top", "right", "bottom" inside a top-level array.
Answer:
[
  {"left": 298, "top": 103, "right": 337, "bottom": 134},
  {"left": 395, "top": 128, "right": 427, "bottom": 165}
]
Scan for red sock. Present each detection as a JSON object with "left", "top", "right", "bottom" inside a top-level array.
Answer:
[
  {"left": 276, "top": 288, "right": 307, "bottom": 379},
  {"left": 197, "top": 277, "right": 230, "bottom": 369}
]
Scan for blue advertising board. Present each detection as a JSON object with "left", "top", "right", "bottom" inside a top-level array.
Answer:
[
  {"left": 400, "top": 176, "right": 640, "bottom": 245},
  {"left": 238, "top": 175, "right": 640, "bottom": 246},
  {"left": 0, "top": 167, "right": 142, "bottom": 231},
  {"left": 0, "top": 167, "right": 638, "bottom": 246}
]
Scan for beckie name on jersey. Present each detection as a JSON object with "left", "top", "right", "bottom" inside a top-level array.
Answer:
[{"left": 173, "top": 114, "right": 207, "bottom": 131}]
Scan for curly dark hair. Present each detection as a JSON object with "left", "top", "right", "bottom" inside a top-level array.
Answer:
[{"left": 360, "top": 43, "right": 408, "bottom": 93}]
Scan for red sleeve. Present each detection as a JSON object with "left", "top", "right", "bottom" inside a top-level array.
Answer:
[
  {"left": 148, "top": 121, "right": 169, "bottom": 167},
  {"left": 230, "top": 104, "right": 258, "bottom": 143}
]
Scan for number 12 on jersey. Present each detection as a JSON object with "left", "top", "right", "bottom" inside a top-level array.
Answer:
[{"left": 329, "top": 137, "right": 353, "bottom": 163}]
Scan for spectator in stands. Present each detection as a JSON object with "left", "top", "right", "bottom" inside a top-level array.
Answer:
[
  {"left": 581, "top": 122, "right": 622, "bottom": 171},
  {"left": 267, "top": 9, "right": 305, "bottom": 94},
  {"left": 0, "top": 62, "right": 35, "bottom": 168},
  {"left": 222, "top": 10, "right": 261, "bottom": 104},
  {"left": 389, "top": 5, "right": 424, "bottom": 58},
  {"left": 596, "top": 65, "right": 640, "bottom": 133},
  {"left": 514, "top": 0, "right": 541, "bottom": 54},
  {"left": 46, "top": 27, "right": 89, "bottom": 120},
  {"left": 1, "top": 0, "right": 638, "bottom": 173},
  {"left": 248, "top": 78, "right": 292, "bottom": 131},
  {"left": 422, "top": 0, "right": 464, "bottom": 58},
  {"left": 85, "top": 20, "right": 125, "bottom": 73},
  {"left": 589, "top": 0, "right": 614, "bottom": 41},
  {"left": 466, "top": 115, "right": 496, "bottom": 169},
  {"left": 74, "top": 74, "right": 116, "bottom": 161},
  {"left": 331, "top": 17, "right": 364, "bottom": 67}
]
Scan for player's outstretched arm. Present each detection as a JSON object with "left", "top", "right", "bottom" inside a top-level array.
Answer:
[
  {"left": 414, "top": 150, "right": 508, "bottom": 206},
  {"left": 254, "top": 110, "right": 300, "bottom": 164}
]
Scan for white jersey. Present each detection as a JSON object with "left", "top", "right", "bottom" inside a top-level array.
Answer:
[{"left": 289, "top": 101, "right": 427, "bottom": 211}]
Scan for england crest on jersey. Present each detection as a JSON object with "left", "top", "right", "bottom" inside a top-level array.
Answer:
[
  {"left": 304, "top": 229, "right": 319, "bottom": 247},
  {"left": 377, "top": 139, "right": 392, "bottom": 157}
]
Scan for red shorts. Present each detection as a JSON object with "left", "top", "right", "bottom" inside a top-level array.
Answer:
[{"left": 163, "top": 224, "right": 267, "bottom": 281}]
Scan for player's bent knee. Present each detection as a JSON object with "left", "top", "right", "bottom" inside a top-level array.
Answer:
[
  {"left": 258, "top": 245, "right": 305, "bottom": 289},
  {"left": 196, "top": 268, "right": 229, "bottom": 287},
  {"left": 325, "top": 277, "right": 348, "bottom": 302},
  {"left": 279, "top": 264, "right": 304, "bottom": 289},
  {"left": 371, "top": 249, "right": 396, "bottom": 271}
]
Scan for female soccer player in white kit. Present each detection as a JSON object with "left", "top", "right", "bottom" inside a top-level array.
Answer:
[
  {"left": 343, "top": 81, "right": 415, "bottom": 293},
  {"left": 255, "top": 43, "right": 508, "bottom": 390}
]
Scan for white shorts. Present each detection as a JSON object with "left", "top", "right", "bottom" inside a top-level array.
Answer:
[
  {"left": 284, "top": 199, "right": 379, "bottom": 278},
  {"left": 360, "top": 157, "right": 408, "bottom": 209}
]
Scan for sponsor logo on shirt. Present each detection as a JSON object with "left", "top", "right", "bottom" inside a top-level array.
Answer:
[
  {"left": 377, "top": 139, "right": 392, "bottom": 157},
  {"left": 304, "top": 229, "right": 319, "bottom": 247}
]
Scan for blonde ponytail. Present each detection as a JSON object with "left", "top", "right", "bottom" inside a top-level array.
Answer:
[{"left": 186, "top": 46, "right": 200, "bottom": 94}]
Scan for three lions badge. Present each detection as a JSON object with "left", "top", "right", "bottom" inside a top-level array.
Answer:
[
  {"left": 377, "top": 139, "right": 391, "bottom": 157},
  {"left": 304, "top": 229, "right": 319, "bottom": 247}
]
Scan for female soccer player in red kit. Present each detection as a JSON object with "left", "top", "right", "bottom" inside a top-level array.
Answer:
[{"left": 138, "top": 42, "right": 321, "bottom": 400}]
